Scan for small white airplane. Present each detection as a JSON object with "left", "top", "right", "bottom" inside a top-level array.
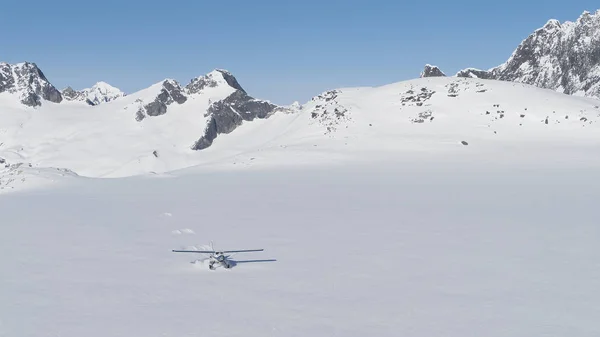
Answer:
[{"left": 172, "top": 242, "right": 275, "bottom": 270}]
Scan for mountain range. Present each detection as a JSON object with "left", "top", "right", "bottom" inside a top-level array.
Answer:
[
  {"left": 1, "top": 9, "right": 600, "bottom": 191},
  {"left": 421, "top": 10, "right": 600, "bottom": 99}
]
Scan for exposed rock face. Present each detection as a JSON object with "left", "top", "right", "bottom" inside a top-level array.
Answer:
[
  {"left": 215, "top": 69, "right": 245, "bottom": 92},
  {"left": 491, "top": 11, "right": 600, "bottom": 98},
  {"left": 455, "top": 68, "right": 494, "bottom": 79},
  {"left": 192, "top": 90, "right": 279, "bottom": 150},
  {"left": 420, "top": 64, "right": 446, "bottom": 78},
  {"left": 453, "top": 10, "right": 600, "bottom": 98},
  {"left": 133, "top": 69, "right": 285, "bottom": 150},
  {"left": 186, "top": 72, "right": 220, "bottom": 94},
  {"left": 61, "top": 86, "right": 82, "bottom": 100},
  {"left": 136, "top": 80, "right": 187, "bottom": 120},
  {"left": 0, "top": 62, "right": 62, "bottom": 106}
]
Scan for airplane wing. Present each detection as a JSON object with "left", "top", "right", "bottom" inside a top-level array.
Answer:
[
  {"left": 172, "top": 250, "right": 215, "bottom": 253},
  {"left": 222, "top": 249, "right": 264, "bottom": 253},
  {"left": 232, "top": 259, "right": 277, "bottom": 264}
]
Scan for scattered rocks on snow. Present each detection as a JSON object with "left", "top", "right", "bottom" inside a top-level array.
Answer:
[
  {"left": 305, "top": 90, "right": 351, "bottom": 135},
  {"left": 400, "top": 87, "right": 436, "bottom": 106},
  {"left": 446, "top": 82, "right": 460, "bottom": 97},
  {"left": 411, "top": 110, "right": 433, "bottom": 123}
]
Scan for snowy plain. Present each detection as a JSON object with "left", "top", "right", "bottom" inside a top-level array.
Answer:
[
  {"left": 2, "top": 156, "right": 600, "bottom": 337},
  {"left": 2, "top": 77, "right": 600, "bottom": 336}
]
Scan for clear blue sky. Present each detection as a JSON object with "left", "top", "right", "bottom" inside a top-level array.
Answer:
[{"left": 3, "top": 0, "right": 598, "bottom": 105}]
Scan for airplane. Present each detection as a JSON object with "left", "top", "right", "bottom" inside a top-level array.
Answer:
[{"left": 172, "top": 242, "right": 275, "bottom": 270}]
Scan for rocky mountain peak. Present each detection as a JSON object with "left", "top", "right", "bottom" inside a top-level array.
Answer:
[
  {"left": 542, "top": 19, "right": 561, "bottom": 30},
  {"left": 446, "top": 10, "right": 600, "bottom": 99},
  {"left": 185, "top": 69, "right": 245, "bottom": 95},
  {"left": 0, "top": 61, "right": 62, "bottom": 106},
  {"left": 214, "top": 69, "right": 245, "bottom": 92},
  {"left": 420, "top": 64, "right": 446, "bottom": 78}
]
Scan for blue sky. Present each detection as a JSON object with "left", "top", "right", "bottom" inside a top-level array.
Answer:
[{"left": 3, "top": 0, "right": 598, "bottom": 105}]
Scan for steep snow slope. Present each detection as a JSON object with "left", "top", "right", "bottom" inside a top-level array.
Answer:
[{"left": 2, "top": 76, "right": 600, "bottom": 190}]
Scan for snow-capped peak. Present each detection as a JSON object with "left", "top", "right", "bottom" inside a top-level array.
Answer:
[
  {"left": 185, "top": 69, "right": 245, "bottom": 95},
  {"left": 84, "top": 81, "right": 125, "bottom": 105},
  {"left": 89, "top": 81, "right": 120, "bottom": 93},
  {"left": 542, "top": 19, "right": 561, "bottom": 29},
  {"left": 0, "top": 61, "right": 62, "bottom": 106},
  {"left": 61, "top": 81, "right": 125, "bottom": 105}
]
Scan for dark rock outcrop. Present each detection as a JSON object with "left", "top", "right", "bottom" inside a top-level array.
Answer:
[
  {"left": 420, "top": 65, "right": 446, "bottom": 78},
  {"left": 455, "top": 68, "right": 495, "bottom": 79},
  {"left": 192, "top": 90, "right": 279, "bottom": 150},
  {"left": 186, "top": 74, "right": 219, "bottom": 95},
  {"left": 137, "top": 80, "right": 187, "bottom": 119},
  {"left": 215, "top": 69, "right": 245, "bottom": 92},
  {"left": 61, "top": 86, "right": 82, "bottom": 101}
]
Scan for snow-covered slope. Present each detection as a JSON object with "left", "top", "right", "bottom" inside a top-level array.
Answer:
[
  {"left": 2, "top": 76, "right": 600, "bottom": 193},
  {"left": 62, "top": 81, "right": 125, "bottom": 105},
  {"left": 448, "top": 10, "right": 600, "bottom": 98}
]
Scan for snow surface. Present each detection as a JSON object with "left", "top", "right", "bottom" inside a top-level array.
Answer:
[
  {"left": 2, "top": 75, "right": 600, "bottom": 336},
  {"left": 1, "top": 154, "right": 600, "bottom": 337}
]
